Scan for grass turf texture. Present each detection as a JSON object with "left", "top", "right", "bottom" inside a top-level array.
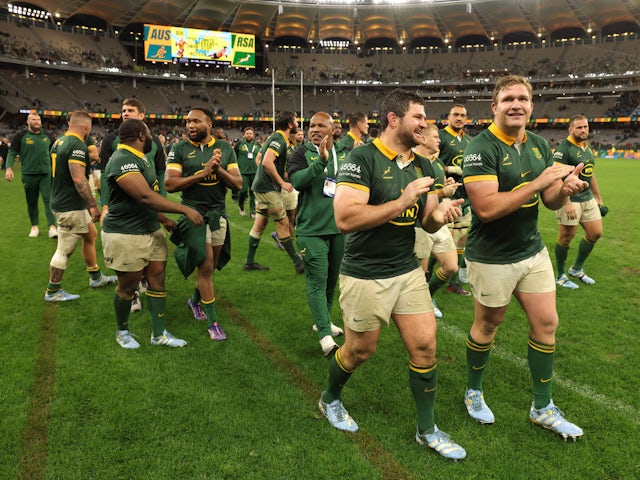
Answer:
[{"left": 1, "top": 158, "right": 638, "bottom": 479}]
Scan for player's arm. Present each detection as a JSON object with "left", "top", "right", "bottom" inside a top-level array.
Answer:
[
  {"left": 334, "top": 177, "right": 434, "bottom": 233},
  {"left": 464, "top": 161, "right": 580, "bottom": 222},
  {"left": 87, "top": 144, "right": 99, "bottom": 164},
  {"left": 216, "top": 156, "right": 243, "bottom": 190},
  {"left": 540, "top": 163, "right": 589, "bottom": 210},
  {"left": 262, "top": 148, "right": 291, "bottom": 192},
  {"left": 69, "top": 162, "right": 100, "bottom": 221},
  {"left": 118, "top": 171, "right": 203, "bottom": 226},
  {"left": 217, "top": 147, "right": 242, "bottom": 190},
  {"left": 288, "top": 144, "right": 325, "bottom": 190},
  {"left": 164, "top": 149, "right": 216, "bottom": 193},
  {"left": 153, "top": 137, "right": 168, "bottom": 197},
  {"left": 421, "top": 193, "right": 463, "bottom": 233},
  {"left": 4, "top": 130, "right": 23, "bottom": 181},
  {"left": 589, "top": 173, "right": 603, "bottom": 205}
]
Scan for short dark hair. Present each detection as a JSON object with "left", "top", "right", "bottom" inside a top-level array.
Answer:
[
  {"left": 122, "top": 98, "right": 146, "bottom": 115},
  {"left": 380, "top": 89, "right": 425, "bottom": 130},
  {"left": 119, "top": 119, "right": 148, "bottom": 142},
  {"left": 191, "top": 106, "right": 213, "bottom": 122},
  {"left": 347, "top": 112, "right": 366, "bottom": 126},
  {"left": 275, "top": 111, "right": 297, "bottom": 131}
]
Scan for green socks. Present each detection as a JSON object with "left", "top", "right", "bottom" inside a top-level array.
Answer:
[
  {"left": 572, "top": 237, "right": 595, "bottom": 271},
  {"left": 146, "top": 289, "right": 167, "bottom": 337},
  {"left": 528, "top": 338, "right": 555, "bottom": 409},
  {"left": 246, "top": 234, "right": 261, "bottom": 264},
  {"left": 428, "top": 266, "right": 449, "bottom": 295},
  {"left": 466, "top": 334, "right": 494, "bottom": 391},
  {"left": 114, "top": 292, "right": 133, "bottom": 331},
  {"left": 201, "top": 297, "right": 218, "bottom": 328},
  {"left": 323, "top": 348, "right": 353, "bottom": 403},
  {"left": 87, "top": 265, "right": 102, "bottom": 281},
  {"left": 555, "top": 242, "right": 570, "bottom": 278},
  {"left": 280, "top": 236, "right": 303, "bottom": 266},
  {"left": 409, "top": 362, "right": 437, "bottom": 434}
]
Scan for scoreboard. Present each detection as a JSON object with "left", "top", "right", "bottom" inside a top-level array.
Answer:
[{"left": 144, "top": 24, "right": 255, "bottom": 68}]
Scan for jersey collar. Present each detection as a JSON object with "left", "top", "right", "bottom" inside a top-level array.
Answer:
[
  {"left": 347, "top": 131, "right": 361, "bottom": 142},
  {"left": 189, "top": 137, "right": 215, "bottom": 148},
  {"left": 489, "top": 123, "right": 528, "bottom": 146},
  {"left": 567, "top": 135, "right": 588, "bottom": 148},
  {"left": 276, "top": 130, "right": 292, "bottom": 147},
  {"left": 444, "top": 125, "right": 464, "bottom": 138},
  {"left": 116, "top": 143, "right": 146, "bottom": 159},
  {"left": 373, "top": 137, "right": 415, "bottom": 162},
  {"left": 65, "top": 132, "right": 85, "bottom": 142}
]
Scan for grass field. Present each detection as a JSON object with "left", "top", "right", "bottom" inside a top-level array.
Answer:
[{"left": 1, "top": 158, "right": 639, "bottom": 479}]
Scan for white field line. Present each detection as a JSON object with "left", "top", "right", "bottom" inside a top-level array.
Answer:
[{"left": 438, "top": 321, "right": 640, "bottom": 426}]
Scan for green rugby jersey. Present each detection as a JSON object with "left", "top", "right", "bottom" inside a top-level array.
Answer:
[
  {"left": 463, "top": 123, "right": 553, "bottom": 264},
  {"left": 167, "top": 137, "right": 238, "bottom": 214},
  {"left": 235, "top": 139, "right": 259, "bottom": 175},
  {"left": 6, "top": 129, "right": 52, "bottom": 173},
  {"left": 288, "top": 141, "right": 348, "bottom": 236},
  {"left": 438, "top": 126, "right": 471, "bottom": 173},
  {"left": 252, "top": 130, "right": 290, "bottom": 193},
  {"left": 439, "top": 126, "right": 471, "bottom": 208},
  {"left": 553, "top": 136, "right": 595, "bottom": 203},
  {"left": 102, "top": 145, "right": 161, "bottom": 235},
  {"left": 50, "top": 132, "right": 91, "bottom": 212},
  {"left": 337, "top": 131, "right": 363, "bottom": 152},
  {"left": 100, "top": 133, "right": 167, "bottom": 203},
  {"left": 337, "top": 138, "right": 438, "bottom": 280},
  {"left": 430, "top": 156, "right": 446, "bottom": 191}
]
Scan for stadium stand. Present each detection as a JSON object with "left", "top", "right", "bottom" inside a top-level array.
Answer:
[{"left": 1, "top": 11, "right": 639, "bottom": 151}]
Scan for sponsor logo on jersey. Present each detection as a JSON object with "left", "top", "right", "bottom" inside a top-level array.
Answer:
[
  {"left": 72, "top": 149, "right": 86, "bottom": 159},
  {"left": 120, "top": 162, "right": 139, "bottom": 172},
  {"left": 340, "top": 162, "right": 361, "bottom": 174},
  {"left": 463, "top": 153, "right": 482, "bottom": 167}
]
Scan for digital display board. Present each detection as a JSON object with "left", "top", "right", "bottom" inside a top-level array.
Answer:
[{"left": 144, "top": 24, "right": 255, "bottom": 68}]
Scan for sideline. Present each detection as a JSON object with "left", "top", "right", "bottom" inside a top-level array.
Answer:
[{"left": 18, "top": 305, "right": 58, "bottom": 480}]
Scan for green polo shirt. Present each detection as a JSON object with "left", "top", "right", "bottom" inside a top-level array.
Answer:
[
  {"left": 50, "top": 132, "right": 91, "bottom": 212},
  {"left": 463, "top": 123, "right": 553, "bottom": 264},
  {"left": 553, "top": 136, "right": 595, "bottom": 203},
  {"left": 7, "top": 129, "right": 52, "bottom": 174},
  {"left": 167, "top": 137, "right": 238, "bottom": 215},
  {"left": 288, "top": 141, "right": 348, "bottom": 236},
  {"left": 102, "top": 144, "right": 161, "bottom": 235},
  {"left": 235, "top": 139, "right": 260, "bottom": 175},
  {"left": 337, "top": 138, "right": 438, "bottom": 280}
]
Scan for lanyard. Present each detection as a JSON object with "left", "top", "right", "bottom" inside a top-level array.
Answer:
[{"left": 317, "top": 144, "right": 338, "bottom": 176}]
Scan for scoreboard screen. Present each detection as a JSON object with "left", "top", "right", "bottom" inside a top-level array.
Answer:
[{"left": 144, "top": 24, "right": 255, "bottom": 68}]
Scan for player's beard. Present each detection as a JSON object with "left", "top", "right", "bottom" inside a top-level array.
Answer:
[
  {"left": 399, "top": 124, "right": 421, "bottom": 150},
  {"left": 190, "top": 129, "right": 208, "bottom": 143}
]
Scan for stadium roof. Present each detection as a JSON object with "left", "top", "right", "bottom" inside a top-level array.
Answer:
[{"left": 10, "top": 0, "right": 640, "bottom": 48}]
